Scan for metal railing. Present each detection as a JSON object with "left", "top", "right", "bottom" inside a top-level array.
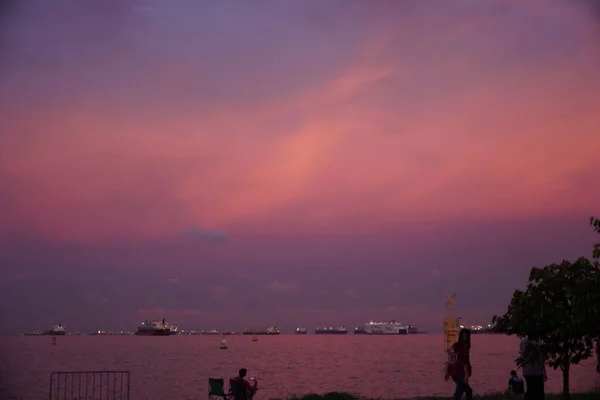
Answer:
[{"left": 49, "top": 371, "right": 130, "bottom": 400}]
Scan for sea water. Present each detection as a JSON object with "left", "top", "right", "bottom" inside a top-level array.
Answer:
[{"left": 0, "top": 334, "right": 598, "bottom": 399}]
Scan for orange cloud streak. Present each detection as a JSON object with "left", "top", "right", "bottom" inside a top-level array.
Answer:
[{"left": 1, "top": 1, "right": 599, "bottom": 242}]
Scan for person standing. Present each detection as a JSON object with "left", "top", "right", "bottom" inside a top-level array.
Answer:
[
  {"left": 519, "top": 336, "right": 546, "bottom": 400},
  {"left": 445, "top": 328, "right": 473, "bottom": 400},
  {"left": 596, "top": 340, "right": 600, "bottom": 374}
]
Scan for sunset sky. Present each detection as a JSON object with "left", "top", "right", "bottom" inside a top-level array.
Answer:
[{"left": 1, "top": 0, "right": 599, "bottom": 333}]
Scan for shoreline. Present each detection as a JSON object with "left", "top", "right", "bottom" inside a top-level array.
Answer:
[{"left": 287, "top": 391, "right": 600, "bottom": 400}]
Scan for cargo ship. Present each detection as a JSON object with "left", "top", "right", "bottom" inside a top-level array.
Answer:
[
  {"left": 201, "top": 329, "right": 221, "bottom": 335},
  {"left": 44, "top": 324, "right": 67, "bottom": 336},
  {"left": 315, "top": 326, "right": 348, "bottom": 334},
  {"left": 353, "top": 321, "right": 418, "bottom": 335},
  {"left": 168, "top": 323, "right": 180, "bottom": 335},
  {"left": 468, "top": 324, "right": 493, "bottom": 334},
  {"left": 89, "top": 330, "right": 109, "bottom": 335},
  {"left": 135, "top": 319, "right": 173, "bottom": 336},
  {"left": 243, "top": 326, "right": 280, "bottom": 335},
  {"left": 295, "top": 327, "right": 307, "bottom": 334},
  {"left": 353, "top": 326, "right": 368, "bottom": 334}
]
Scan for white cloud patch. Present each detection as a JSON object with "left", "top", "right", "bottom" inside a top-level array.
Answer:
[
  {"left": 210, "top": 285, "right": 229, "bottom": 294},
  {"left": 180, "top": 309, "right": 204, "bottom": 316},
  {"left": 391, "top": 281, "right": 405, "bottom": 288},
  {"left": 268, "top": 281, "right": 296, "bottom": 293},
  {"left": 137, "top": 307, "right": 168, "bottom": 315},
  {"left": 183, "top": 228, "right": 229, "bottom": 242},
  {"left": 235, "top": 271, "right": 250, "bottom": 279},
  {"left": 429, "top": 269, "right": 442, "bottom": 278},
  {"left": 136, "top": 307, "right": 204, "bottom": 317}
]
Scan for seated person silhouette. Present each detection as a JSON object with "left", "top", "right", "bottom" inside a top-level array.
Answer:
[
  {"left": 230, "top": 368, "right": 258, "bottom": 400},
  {"left": 506, "top": 370, "right": 524, "bottom": 395}
]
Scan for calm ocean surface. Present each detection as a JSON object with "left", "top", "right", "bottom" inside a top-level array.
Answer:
[{"left": 1, "top": 334, "right": 599, "bottom": 400}]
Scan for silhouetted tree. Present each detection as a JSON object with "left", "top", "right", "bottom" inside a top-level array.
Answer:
[
  {"left": 493, "top": 257, "right": 600, "bottom": 400},
  {"left": 591, "top": 216, "right": 600, "bottom": 260}
]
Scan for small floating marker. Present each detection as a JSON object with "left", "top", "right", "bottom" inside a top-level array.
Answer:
[
  {"left": 52, "top": 337, "right": 57, "bottom": 345},
  {"left": 252, "top": 334, "right": 258, "bottom": 342},
  {"left": 220, "top": 336, "right": 227, "bottom": 350}
]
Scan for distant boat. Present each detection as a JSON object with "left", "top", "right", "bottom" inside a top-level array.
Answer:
[
  {"left": 201, "top": 329, "right": 220, "bottom": 335},
  {"left": 220, "top": 337, "right": 227, "bottom": 349},
  {"left": 295, "top": 327, "right": 307, "bottom": 334},
  {"left": 167, "top": 323, "right": 180, "bottom": 335},
  {"left": 44, "top": 324, "right": 67, "bottom": 336},
  {"left": 315, "top": 326, "right": 348, "bottom": 335},
  {"left": 353, "top": 321, "right": 418, "bottom": 335},
  {"left": 135, "top": 318, "right": 173, "bottom": 336},
  {"left": 243, "top": 326, "right": 280, "bottom": 335},
  {"left": 467, "top": 324, "right": 494, "bottom": 334}
]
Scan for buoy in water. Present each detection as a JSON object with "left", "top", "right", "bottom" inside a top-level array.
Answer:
[
  {"left": 220, "top": 337, "right": 227, "bottom": 350},
  {"left": 252, "top": 334, "right": 258, "bottom": 342},
  {"left": 52, "top": 337, "right": 57, "bottom": 345}
]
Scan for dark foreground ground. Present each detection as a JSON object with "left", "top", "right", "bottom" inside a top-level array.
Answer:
[{"left": 289, "top": 391, "right": 600, "bottom": 400}]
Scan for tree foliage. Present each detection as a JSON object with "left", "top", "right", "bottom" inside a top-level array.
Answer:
[
  {"left": 591, "top": 216, "right": 600, "bottom": 260},
  {"left": 492, "top": 257, "right": 600, "bottom": 400}
]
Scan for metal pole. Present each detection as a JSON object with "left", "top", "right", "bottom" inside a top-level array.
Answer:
[{"left": 444, "top": 293, "right": 457, "bottom": 361}]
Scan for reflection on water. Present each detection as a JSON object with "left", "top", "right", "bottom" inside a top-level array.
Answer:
[{"left": 0, "top": 334, "right": 598, "bottom": 399}]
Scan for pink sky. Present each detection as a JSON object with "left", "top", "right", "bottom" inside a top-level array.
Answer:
[{"left": 0, "top": 0, "right": 599, "bottom": 333}]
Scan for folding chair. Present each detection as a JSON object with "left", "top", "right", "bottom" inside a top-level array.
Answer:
[{"left": 209, "top": 377, "right": 231, "bottom": 400}]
